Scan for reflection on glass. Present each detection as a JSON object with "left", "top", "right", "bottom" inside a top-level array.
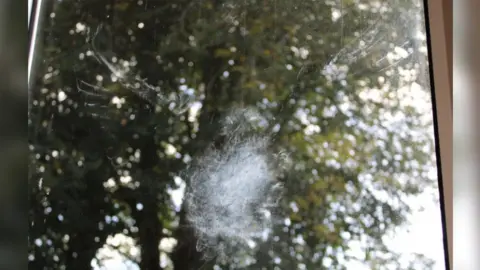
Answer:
[{"left": 28, "top": 0, "right": 446, "bottom": 269}]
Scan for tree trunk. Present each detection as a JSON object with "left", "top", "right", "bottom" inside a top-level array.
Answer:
[
  {"left": 170, "top": 207, "right": 203, "bottom": 270},
  {"left": 138, "top": 197, "right": 162, "bottom": 270},
  {"left": 136, "top": 128, "right": 163, "bottom": 270},
  {"left": 66, "top": 233, "right": 104, "bottom": 270}
]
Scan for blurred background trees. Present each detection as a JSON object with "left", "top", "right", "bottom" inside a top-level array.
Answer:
[{"left": 28, "top": 0, "right": 438, "bottom": 269}]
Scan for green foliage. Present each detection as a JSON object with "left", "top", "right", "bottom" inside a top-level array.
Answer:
[{"left": 29, "top": 0, "right": 437, "bottom": 269}]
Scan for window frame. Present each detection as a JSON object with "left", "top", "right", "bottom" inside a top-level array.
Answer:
[
  {"left": 426, "top": 0, "right": 452, "bottom": 269},
  {"left": 28, "top": 0, "right": 44, "bottom": 91}
]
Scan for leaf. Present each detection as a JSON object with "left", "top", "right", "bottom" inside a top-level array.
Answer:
[
  {"left": 114, "top": 2, "right": 130, "bottom": 11},
  {"left": 214, "top": 48, "right": 232, "bottom": 58}
]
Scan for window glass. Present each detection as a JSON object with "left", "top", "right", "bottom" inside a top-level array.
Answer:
[{"left": 28, "top": 1, "right": 446, "bottom": 269}]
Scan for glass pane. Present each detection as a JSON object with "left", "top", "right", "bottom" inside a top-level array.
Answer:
[{"left": 28, "top": 0, "right": 447, "bottom": 269}]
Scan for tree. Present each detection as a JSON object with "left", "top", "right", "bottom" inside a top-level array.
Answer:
[{"left": 29, "top": 0, "right": 438, "bottom": 269}]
